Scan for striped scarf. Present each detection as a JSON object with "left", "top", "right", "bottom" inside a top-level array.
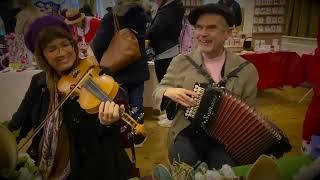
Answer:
[{"left": 39, "top": 86, "right": 70, "bottom": 179}]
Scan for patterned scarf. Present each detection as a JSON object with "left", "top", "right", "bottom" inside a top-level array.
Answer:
[{"left": 39, "top": 85, "right": 70, "bottom": 179}]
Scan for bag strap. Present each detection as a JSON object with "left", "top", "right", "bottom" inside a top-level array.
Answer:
[
  {"left": 113, "top": 13, "right": 120, "bottom": 33},
  {"left": 185, "top": 55, "right": 250, "bottom": 86},
  {"left": 112, "top": 13, "right": 138, "bottom": 36}
]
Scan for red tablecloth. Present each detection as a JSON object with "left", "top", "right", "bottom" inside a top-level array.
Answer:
[
  {"left": 300, "top": 54, "right": 320, "bottom": 141},
  {"left": 241, "top": 52, "right": 304, "bottom": 90}
]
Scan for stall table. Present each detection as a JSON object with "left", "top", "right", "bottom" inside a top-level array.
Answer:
[
  {"left": 0, "top": 70, "right": 41, "bottom": 122},
  {"left": 241, "top": 51, "right": 303, "bottom": 90}
]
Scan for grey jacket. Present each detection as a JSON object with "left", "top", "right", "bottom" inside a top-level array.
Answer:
[{"left": 152, "top": 48, "right": 259, "bottom": 159}]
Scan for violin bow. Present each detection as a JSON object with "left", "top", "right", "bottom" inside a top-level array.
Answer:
[{"left": 18, "top": 69, "right": 94, "bottom": 151}]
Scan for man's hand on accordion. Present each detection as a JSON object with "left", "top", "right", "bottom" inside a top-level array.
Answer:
[{"left": 164, "top": 88, "right": 198, "bottom": 107}]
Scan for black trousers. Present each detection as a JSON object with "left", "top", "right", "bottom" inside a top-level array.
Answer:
[
  {"left": 171, "top": 128, "right": 236, "bottom": 169},
  {"left": 154, "top": 58, "right": 173, "bottom": 82}
]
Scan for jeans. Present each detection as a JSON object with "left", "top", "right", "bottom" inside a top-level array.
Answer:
[
  {"left": 171, "top": 129, "right": 236, "bottom": 169},
  {"left": 121, "top": 83, "right": 145, "bottom": 122}
]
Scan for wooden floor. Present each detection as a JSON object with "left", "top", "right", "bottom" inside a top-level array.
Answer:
[{"left": 132, "top": 86, "right": 312, "bottom": 176}]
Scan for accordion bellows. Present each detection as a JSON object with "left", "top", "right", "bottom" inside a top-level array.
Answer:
[{"left": 185, "top": 84, "right": 292, "bottom": 165}]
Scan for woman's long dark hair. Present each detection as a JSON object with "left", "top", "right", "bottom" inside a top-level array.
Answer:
[{"left": 34, "top": 26, "right": 79, "bottom": 91}]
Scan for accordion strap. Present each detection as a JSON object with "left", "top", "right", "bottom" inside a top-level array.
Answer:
[
  {"left": 226, "top": 61, "right": 250, "bottom": 79},
  {"left": 185, "top": 55, "right": 213, "bottom": 83},
  {"left": 184, "top": 55, "right": 249, "bottom": 86}
]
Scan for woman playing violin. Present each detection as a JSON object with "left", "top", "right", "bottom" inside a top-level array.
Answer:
[{"left": 8, "top": 16, "right": 133, "bottom": 180}]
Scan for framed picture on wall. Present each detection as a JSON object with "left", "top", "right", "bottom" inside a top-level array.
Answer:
[
  {"left": 278, "top": 7, "right": 285, "bottom": 14},
  {"left": 272, "top": 7, "right": 278, "bottom": 14},
  {"left": 272, "top": 17, "right": 278, "bottom": 24},
  {"left": 278, "top": 16, "right": 284, "bottom": 24},
  {"left": 255, "top": 8, "right": 260, "bottom": 15},
  {"left": 256, "top": 0, "right": 261, "bottom": 5},
  {"left": 265, "top": 25, "right": 271, "bottom": 32},
  {"left": 253, "top": 26, "right": 258, "bottom": 33},
  {"left": 266, "top": 7, "right": 272, "bottom": 14},
  {"left": 266, "top": 16, "right": 272, "bottom": 24},
  {"left": 258, "top": 25, "right": 264, "bottom": 32},
  {"left": 276, "top": 25, "right": 282, "bottom": 33},
  {"left": 259, "top": 17, "right": 265, "bottom": 24},
  {"left": 254, "top": 17, "right": 259, "bottom": 24}
]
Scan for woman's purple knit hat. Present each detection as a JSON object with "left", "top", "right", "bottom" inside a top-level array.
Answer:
[{"left": 24, "top": 15, "right": 71, "bottom": 53}]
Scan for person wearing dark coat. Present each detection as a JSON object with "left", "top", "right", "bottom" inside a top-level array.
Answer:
[
  {"left": 218, "top": 0, "right": 242, "bottom": 27},
  {"left": 146, "top": 0, "right": 185, "bottom": 127},
  {"left": 0, "top": 0, "right": 20, "bottom": 34},
  {"left": 146, "top": 0, "right": 185, "bottom": 78},
  {"left": 92, "top": 0, "right": 149, "bottom": 145},
  {"left": 8, "top": 16, "right": 133, "bottom": 180}
]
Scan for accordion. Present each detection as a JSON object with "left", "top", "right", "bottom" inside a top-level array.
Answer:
[{"left": 185, "top": 83, "right": 292, "bottom": 165}]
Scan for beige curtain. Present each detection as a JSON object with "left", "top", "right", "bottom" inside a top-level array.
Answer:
[
  {"left": 285, "top": 0, "right": 320, "bottom": 38},
  {"left": 79, "top": 0, "right": 96, "bottom": 14}
]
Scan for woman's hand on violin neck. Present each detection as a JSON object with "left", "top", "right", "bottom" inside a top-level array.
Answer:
[{"left": 98, "top": 101, "right": 125, "bottom": 125}]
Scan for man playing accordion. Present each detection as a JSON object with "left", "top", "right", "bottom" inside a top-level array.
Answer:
[{"left": 153, "top": 3, "right": 259, "bottom": 169}]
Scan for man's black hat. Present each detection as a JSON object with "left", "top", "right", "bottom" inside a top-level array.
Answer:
[{"left": 188, "top": 3, "right": 234, "bottom": 27}]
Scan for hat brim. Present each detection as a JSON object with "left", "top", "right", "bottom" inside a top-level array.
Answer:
[
  {"left": 65, "top": 13, "right": 85, "bottom": 25},
  {"left": 188, "top": 4, "right": 233, "bottom": 27}
]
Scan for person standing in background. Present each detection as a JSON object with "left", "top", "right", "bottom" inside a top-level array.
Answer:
[
  {"left": 15, "top": 0, "right": 43, "bottom": 67},
  {"left": 146, "top": 0, "right": 185, "bottom": 127},
  {"left": 0, "top": 17, "right": 5, "bottom": 36},
  {"left": 142, "top": 0, "right": 153, "bottom": 25},
  {"left": 0, "top": 0, "right": 20, "bottom": 34},
  {"left": 218, "top": 0, "right": 242, "bottom": 27},
  {"left": 64, "top": 9, "right": 100, "bottom": 59},
  {"left": 64, "top": 9, "right": 100, "bottom": 44},
  {"left": 92, "top": 0, "right": 149, "bottom": 147},
  {"left": 15, "top": 0, "right": 43, "bottom": 35},
  {"left": 105, "top": 7, "right": 113, "bottom": 15}
]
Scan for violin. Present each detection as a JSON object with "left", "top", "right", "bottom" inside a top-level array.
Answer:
[{"left": 18, "top": 58, "right": 146, "bottom": 151}]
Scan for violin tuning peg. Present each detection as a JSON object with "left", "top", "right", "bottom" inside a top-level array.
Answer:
[
  {"left": 120, "top": 126, "right": 127, "bottom": 133},
  {"left": 137, "top": 113, "right": 144, "bottom": 123},
  {"left": 138, "top": 112, "right": 144, "bottom": 119},
  {"left": 130, "top": 107, "right": 138, "bottom": 115},
  {"left": 127, "top": 132, "right": 134, "bottom": 139}
]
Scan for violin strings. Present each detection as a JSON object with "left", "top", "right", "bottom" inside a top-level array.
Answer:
[
  {"left": 84, "top": 78, "right": 138, "bottom": 128},
  {"left": 84, "top": 78, "right": 110, "bottom": 101}
]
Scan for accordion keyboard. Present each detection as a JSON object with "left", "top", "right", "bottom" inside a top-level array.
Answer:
[{"left": 185, "top": 84, "right": 204, "bottom": 118}]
